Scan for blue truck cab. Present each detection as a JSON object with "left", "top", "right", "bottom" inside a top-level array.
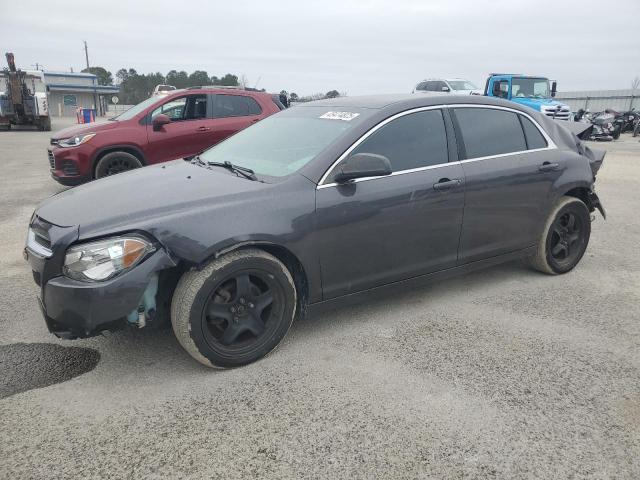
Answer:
[{"left": 484, "top": 74, "right": 571, "bottom": 120}]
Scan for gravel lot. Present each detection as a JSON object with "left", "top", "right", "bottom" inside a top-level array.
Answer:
[{"left": 0, "top": 119, "right": 639, "bottom": 479}]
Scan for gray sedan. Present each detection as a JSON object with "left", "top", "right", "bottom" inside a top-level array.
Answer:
[{"left": 25, "top": 94, "right": 605, "bottom": 368}]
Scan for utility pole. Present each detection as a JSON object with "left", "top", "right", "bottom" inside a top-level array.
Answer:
[
  {"left": 31, "top": 62, "right": 43, "bottom": 71},
  {"left": 83, "top": 40, "right": 98, "bottom": 115},
  {"left": 83, "top": 40, "right": 90, "bottom": 69}
]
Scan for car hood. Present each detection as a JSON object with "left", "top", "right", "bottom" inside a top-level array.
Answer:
[
  {"left": 51, "top": 120, "right": 122, "bottom": 141},
  {"left": 514, "top": 97, "right": 567, "bottom": 109},
  {"left": 36, "top": 160, "right": 272, "bottom": 238}
]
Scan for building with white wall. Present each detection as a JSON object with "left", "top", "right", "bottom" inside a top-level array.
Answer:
[{"left": 43, "top": 71, "right": 119, "bottom": 117}]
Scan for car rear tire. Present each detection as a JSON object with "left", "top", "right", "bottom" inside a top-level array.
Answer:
[
  {"left": 528, "top": 196, "right": 591, "bottom": 275},
  {"left": 94, "top": 151, "right": 143, "bottom": 179},
  {"left": 171, "top": 248, "right": 297, "bottom": 368}
]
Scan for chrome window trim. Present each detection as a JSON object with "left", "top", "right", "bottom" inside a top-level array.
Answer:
[
  {"left": 317, "top": 103, "right": 556, "bottom": 190},
  {"left": 26, "top": 229, "right": 53, "bottom": 258}
]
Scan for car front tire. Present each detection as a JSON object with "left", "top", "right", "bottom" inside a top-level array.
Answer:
[
  {"left": 94, "top": 151, "right": 143, "bottom": 179},
  {"left": 528, "top": 196, "right": 591, "bottom": 275},
  {"left": 171, "top": 249, "right": 297, "bottom": 368}
]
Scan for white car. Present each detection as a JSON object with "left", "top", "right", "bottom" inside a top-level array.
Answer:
[
  {"left": 413, "top": 78, "right": 482, "bottom": 95},
  {"left": 152, "top": 84, "right": 177, "bottom": 97}
]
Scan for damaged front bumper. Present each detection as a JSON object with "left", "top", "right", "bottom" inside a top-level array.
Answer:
[
  {"left": 588, "top": 190, "right": 606, "bottom": 220},
  {"left": 28, "top": 248, "right": 175, "bottom": 339}
]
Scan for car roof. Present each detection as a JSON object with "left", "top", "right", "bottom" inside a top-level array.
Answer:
[
  {"left": 295, "top": 93, "right": 510, "bottom": 110},
  {"left": 169, "top": 87, "right": 273, "bottom": 97}
]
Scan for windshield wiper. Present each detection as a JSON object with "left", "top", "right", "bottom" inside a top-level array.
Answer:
[{"left": 207, "top": 160, "right": 258, "bottom": 181}]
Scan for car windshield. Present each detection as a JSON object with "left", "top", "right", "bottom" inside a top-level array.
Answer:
[
  {"left": 512, "top": 78, "right": 551, "bottom": 98},
  {"left": 199, "top": 106, "right": 370, "bottom": 178},
  {"left": 111, "top": 96, "right": 162, "bottom": 121},
  {"left": 448, "top": 80, "right": 478, "bottom": 90}
]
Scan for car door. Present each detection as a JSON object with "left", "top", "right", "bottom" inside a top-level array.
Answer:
[
  {"left": 315, "top": 108, "right": 465, "bottom": 300},
  {"left": 451, "top": 106, "right": 562, "bottom": 263},
  {"left": 202, "top": 94, "right": 263, "bottom": 147},
  {"left": 146, "top": 94, "right": 211, "bottom": 163}
]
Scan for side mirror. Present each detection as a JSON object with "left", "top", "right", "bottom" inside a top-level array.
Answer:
[
  {"left": 441, "top": 86, "right": 450, "bottom": 92},
  {"left": 492, "top": 82, "right": 502, "bottom": 97},
  {"left": 334, "top": 153, "right": 392, "bottom": 183},
  {"left": 152, "top": 113, "right": 171, "bottom": 131},
  {"left": 551, "top": 81, "right": 557, "bottom": 98}
]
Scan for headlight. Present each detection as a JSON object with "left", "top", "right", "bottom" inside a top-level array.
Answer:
[
  {"left": 63, "top": 236, "right": 155, "bottom": 282},
  {"left": 58, "top": 133, "right": 96, "bottom": 148}
]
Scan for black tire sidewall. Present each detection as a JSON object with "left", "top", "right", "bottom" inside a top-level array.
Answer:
[
  {"left": 95, "top": 152, "right": 142, "bottom": 179},
  {"left": 544, "top": 200, "right": 591, "bottom": 274},
  {"left": 187, "top": 255, "right": 296, "bottom": 368}
]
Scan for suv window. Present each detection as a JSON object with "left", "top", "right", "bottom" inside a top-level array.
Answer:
[
  {"left": 425, "top": 81, "right": 439, "bottom": 91},
  {"left": 493, "top": 81, "right": 509, "bottom": 99},
  {"left": 519, "top": 115, "right": 548, "bottom": 149},
  {"left": 151, "top": 95, "right": 207, "bottom": 121},
  {"left": 415, "top": 81, "right": 428, "bottom": 91},
  {"left": 454, "top": 108, "right": 526, "bottom": 158},
  {"left": 212, "top": 94, "right": 262, "bottom": 118},
  {"left": 434, "top": 81, "right": 448, "bottom": 92},
  {"left": 340, "top": 109, "right": 448, "bottom": 176}
]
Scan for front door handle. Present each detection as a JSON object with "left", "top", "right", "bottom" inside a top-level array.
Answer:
[
  {"left": 538, "top": 162, "right": 560, "bottom": 172},
  {"left": 197, "top": 126, "right": 211, "bottom": 132},
  {"left": 433, "top": 178, "right": 461, "bottom": 191}
]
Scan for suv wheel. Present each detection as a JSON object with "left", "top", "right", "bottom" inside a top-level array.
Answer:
[
  {"left": 528, "top": 196, "right": 591, "bottom": 275},
  {"left": 171, "top": 249, "right": 297, "bottom": 368},
  {"left": 95, "top": 151, "right": 143, "bottom": 179}
]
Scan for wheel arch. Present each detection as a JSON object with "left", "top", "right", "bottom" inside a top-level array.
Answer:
[
  {"left": 196, "top": 241, "right": 310, "bottom": 319},
  {"left": 561, "top": 184, "right": 597, "bottom": 213}
]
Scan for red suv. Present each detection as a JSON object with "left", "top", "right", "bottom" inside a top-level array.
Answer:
[{"left": 47, "top": 88, "right": 284, "bottom": 185}]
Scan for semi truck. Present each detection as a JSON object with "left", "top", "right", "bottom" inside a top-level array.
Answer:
[
  {"left": 484, "top": 73, "right": 571, "bottom": 120},
  {"left": 0, "top": 53, "right": 51, "bottom": 131}
]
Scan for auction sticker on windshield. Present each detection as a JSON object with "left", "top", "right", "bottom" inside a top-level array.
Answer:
[{"left": 319, "top": 111, "right": 360, "bottom": 121}]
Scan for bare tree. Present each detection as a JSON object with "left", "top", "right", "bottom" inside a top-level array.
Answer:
[{"left": 632, "top": 76, "right": 640, "bottom": 91}]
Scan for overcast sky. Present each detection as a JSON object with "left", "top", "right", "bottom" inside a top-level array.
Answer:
[{"left": 3, "top": 0, "right": 639, "bottom": 96}]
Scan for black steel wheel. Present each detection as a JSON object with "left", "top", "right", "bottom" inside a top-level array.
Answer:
[
  {"left": 95, "top": 151, "right": 143, "bottom": 179},
  {"left": 202, "top": 270, "right": 283, "bottom": 351},
  {"left": 171, "top": 249, "right": 297, "bottom": 368},
  {"left": 528, "top": 196, "right": 591, "bottom": 275}
]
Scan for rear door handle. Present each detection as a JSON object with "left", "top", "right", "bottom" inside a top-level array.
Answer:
[
  {"left": 433, "top": 178, "right": 461, "bottom": 191},
  {"left": 538, "top": 162, "right": 560, "bottom": 172},
  {"left": 197, "top": 126, "right": 211, "bottom": 132}
]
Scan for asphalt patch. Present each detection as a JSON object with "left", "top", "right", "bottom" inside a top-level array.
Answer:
[{"left": 0, "top": 343, "right": 100, "bottom": 399}]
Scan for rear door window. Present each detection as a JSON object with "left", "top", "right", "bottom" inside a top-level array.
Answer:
[
  {"left": 453, "top": 107, "right": 527, "bottom": 158},
  {"left": 519, "top": 115, "right": 548, "bottom": 149},
  {"left": 212, "top": 94, "right": 262, "bottom": 118},
  {"left": 340, "top": 109, "right": 448, "bottom": 175}
]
